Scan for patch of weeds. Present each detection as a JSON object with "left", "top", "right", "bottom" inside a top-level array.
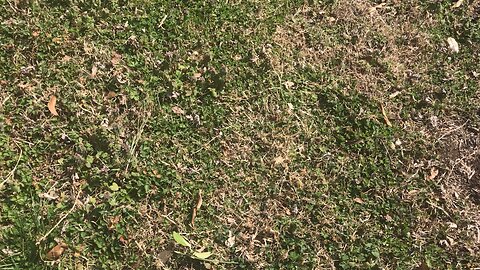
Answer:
[{"left": 1, "top": 0, "right": 479, "bottom": 269}]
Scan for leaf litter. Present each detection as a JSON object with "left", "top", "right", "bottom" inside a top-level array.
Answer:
[
  {"left": 47, "top": 95, "right": 59, "bottom": 116},
  {"left": 190, "top": 190, "right": 203, "bottom": 228}
]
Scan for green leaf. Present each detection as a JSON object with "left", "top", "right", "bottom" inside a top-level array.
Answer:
[
  {"left": 109, "top": 182, "right": 120, "bottom": 192},
  {"left": 193, "top": 251, "right": 212, "bottom": 259},
  {"left": 172, "top": 232, "right": 191, "bottom": 248},
  {"left": 85, "top": 155, "right": 94, "bottom": 168}
]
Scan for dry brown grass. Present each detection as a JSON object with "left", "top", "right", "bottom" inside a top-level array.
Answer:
[
  {"left": 268, "top": 0, "right": 439, "bottom": 100},
  {"left": 263, "top": 0, "right": 480, "bottom": 266}
]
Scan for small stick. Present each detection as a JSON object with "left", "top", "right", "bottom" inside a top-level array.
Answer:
[
  {"left": 380, "top": 104, "right": 392, "bottom": 127},
  {"left": 435, "top": 121, "right": 468, "bottom": 144},
  {"left": 158, "top": 15, "right": 168, "bottom": 28},
  {"left": 173, "top": 251, "right": 238, "bottom": 265},
  {"left": 36, "top": 189, "right": 82, "bottom": 245},
  {"left": 190, "top": 190, "right": 203, "bottom": 228},
  {"left": 0, "top": 146, "right": 23, "bottom": 189}
]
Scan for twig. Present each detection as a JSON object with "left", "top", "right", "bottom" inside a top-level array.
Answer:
[
  {"left": 161, "top": 214, "right": 178, "bottom": 226},
  {"left": 190, "top": 190, "right": 203, "bottom": 228},
  {"left": 435, "top": 121, "right": 468, "bottom": 144},
  {"left": 6, "top": 0, "right": 20, "bottom": 13},
  {"left": 158, "top": 15, "right": 168, "bottom": 28},
  {"left": 380, "top": 103, "right": 392, "bottom": 127},
  {"left": 192, "top": 135, "right": 221, "bottom": 155},
  {"left": 36, "top": 189, "right": 82, "bottom": 245},
  {"left": 124, "top": 112, "right": 148, "bottom": 175},
  {"left": 427, "top": 200, "right": 451, "bottom": 219},
  {"left": 0, "top": 146, "right": 23, "bottom": 190},
  {"left": 173, "top": 251, "right": 238, "bottom": 265}
]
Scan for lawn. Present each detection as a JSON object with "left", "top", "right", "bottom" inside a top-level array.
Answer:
[{"left": 1, "top": 0, "right": 479, "bottom": 269}]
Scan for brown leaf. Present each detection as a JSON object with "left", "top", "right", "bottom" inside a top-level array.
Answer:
[
  {"left": 48, "top": 95, "right": 59, "bottom": 116},
  {"left": 273, "top": 156, "right": 285, "bottom": 166},
  {"left": 90, "top": 65, "right": 98, "bottom": 78},
  {"left": 157, "top": 250, "right": 173, "bottom": 264},
  {"left": 427, "top": 167, "right": 439, "bottom": 181},
  {"left": 106, "top": 91, "right": 117, "bottom": 99},
  {"left": 119, "top": 235, "right": 129, "bottom": 245},
  {"left": 111, "top": 52, "right": 122, "bottom": 66},
  {"left": 353, "top": 198, "right": 364, "bottom": 204},
  {"left": 381, "top": 104, "right": 392, "bottom": 127},
  {"left": 172, "top": 106, "right": 185, "bottom": 115},
  {"left": 416, "top": 261, "right": 430, "bottom": 270},
  {"left": 190, "top": 190, "right": 203, "bottom": 227},
  {"left": 61, "top": 55, "right": 72, "bottom": 63},
  {"left": 108, "top": 215, "right": 121, "bottom": 230},
  {"left": 46, "top": 243, "right": 67, "bottom": 260}
]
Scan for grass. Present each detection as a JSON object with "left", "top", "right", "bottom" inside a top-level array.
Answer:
[{"left": 1, "top": 0, "right": 479, "bottom": 269}]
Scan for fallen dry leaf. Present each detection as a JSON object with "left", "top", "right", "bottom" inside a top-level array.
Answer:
[
  {"left": 172, "top": 106, "right": 185, "bottom": 115},
  {"left": 273, "top": 156, "right": 285, "bottom": 166},
  {"left": 157, "top": 250, "right": 173, "bottom": 264},
  {"left": 416, "top": 261, "right": 431, "bottom": 270},
  {"left": 427, "top": 167, "right": 439, "bottom": 181},
  {"left": 353, "top": 198, "right": 364, "bottom": 204},
  {"left": 46, "top": 243, "right": 67, "bottom": 260},
  {"left": 190, "top": 190, "right": 203, "bottom": 227},
  {"left": 108, "top": 215, "right": 121, "bottom": 230},
  {"left": 61, "top": 55, "right": 72, "bottom": 63},
  {"left": 106, "top": 91, "right": 117, "bottom": 99},
  {"left": 119, "top": 235, "right": 128, "bottom": 245},
  {"left": 452, "top": 0, "right": 464, "bottom": 8},
  {"left": 225, "top": 230, "right": 235, "bottom": 247},
  {"left": 447, "top": 37, "right": 459, "bottom": 53},
  {"left": 90, "top": 65, "right": 98, "bottom": 78},
  {"left": 48, "top": 95, "right": 59, "bottom": 116},
  {"left": 381, "top": 104, "right": 392, "bottom": 127},
  {"left": 111, "top": 52, "right": 122, "bottom": 66}
]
